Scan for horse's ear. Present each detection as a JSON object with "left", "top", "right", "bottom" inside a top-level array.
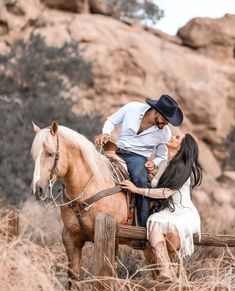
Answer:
[
  {"left": 50, "top": 120, "right": 58, "bottom": 136},
  {"left": 32, "top": 121, "right": 41, "bottom": 134}
]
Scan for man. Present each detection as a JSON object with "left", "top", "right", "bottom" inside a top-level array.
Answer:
[{"left": 95, "top": 94, "right": 183, "bottom": 227}]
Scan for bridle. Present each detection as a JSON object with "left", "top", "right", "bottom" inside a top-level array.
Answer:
[
  {"left": 42, "top": 133, "right": 61, "bottom": 208},
  {"left": 41, "top": 133, "right": 93, "bottom": 209},
  {"left": 49, "top": 134, "right": 60, "bottom": 184}
]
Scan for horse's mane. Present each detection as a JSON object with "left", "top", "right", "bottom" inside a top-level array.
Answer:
[{"left": 31, "top": 126, "right": 114, "bottom": 185}]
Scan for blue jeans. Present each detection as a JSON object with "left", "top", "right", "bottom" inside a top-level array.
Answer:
[{"left": 117, "top": 150, "right": 150, "bottom": 227}]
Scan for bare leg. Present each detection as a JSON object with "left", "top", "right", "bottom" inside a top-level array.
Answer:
[{"left": 62, "top": 227, "right": 85, "bottom": 288}]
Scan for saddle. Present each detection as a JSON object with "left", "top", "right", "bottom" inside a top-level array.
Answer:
[{"left": 103, "top": 140, "right": 137, "bottom": 226}]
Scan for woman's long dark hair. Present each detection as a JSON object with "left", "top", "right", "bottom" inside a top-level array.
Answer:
[{"left": 151, "top": 134, "right": 203, "bottom": 213}]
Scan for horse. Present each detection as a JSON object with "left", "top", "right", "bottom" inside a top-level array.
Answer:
[{"left": 31, "top": 120, "right": 154, "bottom": 283}]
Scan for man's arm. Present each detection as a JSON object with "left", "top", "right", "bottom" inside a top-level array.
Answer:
[
  {"left": 95, "top": 119, "right": 115, "bottom": 145},
  {"left": 153, "top": 126, "right": 172, "bottom": 167},
  {"left": 95, "top": 103, "right": 131, "bottom": 145},
  {"left": 153, "top": 143, "right": 168, "bottom": 167}
]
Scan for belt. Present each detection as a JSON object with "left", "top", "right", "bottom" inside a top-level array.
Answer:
[{"left": 116, "top": 147, "right": 131, "bottom": 154}]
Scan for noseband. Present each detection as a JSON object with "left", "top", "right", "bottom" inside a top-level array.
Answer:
[{"left": 42, "top": 134, "right": 61, "bottom": 208}]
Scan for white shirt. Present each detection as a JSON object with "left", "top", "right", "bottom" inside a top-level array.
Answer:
[{"left": 102, "top": 102, "right": 172, "bottom": 166}]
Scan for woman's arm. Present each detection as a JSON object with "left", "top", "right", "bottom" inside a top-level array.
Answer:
[{"left": 120, "top": 180, "right": 176, "bottom": 199}]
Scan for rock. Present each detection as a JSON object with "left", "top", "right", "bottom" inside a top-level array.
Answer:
[
  {"left": 41, "top": 0, "right": 87, "bottom": 13},
  {"left": 216, "top": 171, "right": 235, "bottom": 187},
  {"left": 0, "top": 0, "right": 43, "bottom": 44},
  {"left": 33, "top": 25, "right": 71, "bottom": 47},
  {"left": 145, "top": 26, "right": 182, "bottom": 45},
  {"left": 198, "top": 141, "right": 222, "bottom": 179},
  {"left": 89, "top": 0, "right": 113, "bottom": 16},
  {"left": 201, "top": 203, "right": 235, "bottom": 234},
  {"left": 213, "top": 188, "right": 232, "bottom": 205},
  {"left": 223, "top": 171, "right": 235, "bottom": 181},
  {"left": 177, "top": 14, "right": 235, "bottom": 59},
  {"left": 192, "top": 189, "right": 210, "bottom": 206}
]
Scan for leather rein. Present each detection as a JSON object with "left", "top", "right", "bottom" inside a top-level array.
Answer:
[{"left": 43, "top": 134, "right": 123, "bottom": 240}]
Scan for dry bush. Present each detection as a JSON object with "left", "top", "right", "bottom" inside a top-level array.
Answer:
[{"left": 0, "top": 201, "right": 234, "bottom": 290}]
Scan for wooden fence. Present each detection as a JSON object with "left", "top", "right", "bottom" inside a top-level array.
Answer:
[{"left": 93, "top": 212, "right": 235, "bottom": 290}]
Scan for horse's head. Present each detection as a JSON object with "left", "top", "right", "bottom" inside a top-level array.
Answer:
[{"left": 31, "top": 120, "right": 68, "bottom": 205}]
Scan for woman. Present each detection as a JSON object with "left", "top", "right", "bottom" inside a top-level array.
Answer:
[{"left": 121, "top": 134, "right": 203, "bottom": 282}]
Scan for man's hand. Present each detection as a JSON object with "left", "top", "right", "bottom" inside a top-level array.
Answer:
[
  {"left": 95, "top": 133, "right": 110, "bottom": 146},
  {"left": 145, "top": 160, "right": 155, "bottom": 171}
]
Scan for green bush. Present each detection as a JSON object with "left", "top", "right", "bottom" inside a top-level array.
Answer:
[
  {"left": 109, "top": 0, "right": 164, "bottom": 24},
  {"left": 0, "top": 34, "right": 102, "bottom": 205}
]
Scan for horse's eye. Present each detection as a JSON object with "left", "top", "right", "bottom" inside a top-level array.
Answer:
[{"left": 46, "top": 152, "right": 55, "bottom": 158}]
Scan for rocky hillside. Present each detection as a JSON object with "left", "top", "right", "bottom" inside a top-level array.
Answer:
[{"left": 0, "top": 1, "right": 235, "bottom": 231}]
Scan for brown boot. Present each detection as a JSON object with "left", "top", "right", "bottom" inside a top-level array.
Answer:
[
  {"left": 169, "top": 250, "right": 180, "bottom": 278},
  {"left": 154, "top": 241, "right": 175, "bottom": 282},
  {"left": 144, "top": 243, "right": 159, "bottom": 280}
]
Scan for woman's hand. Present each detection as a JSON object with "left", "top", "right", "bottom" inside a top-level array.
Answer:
[{"left": 120, "top": 180, "right": 139, "bottom": 193}]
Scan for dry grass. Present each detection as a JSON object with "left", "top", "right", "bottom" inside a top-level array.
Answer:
[{"left": 0, "top": 200, "right": 234, "bottom": 291}]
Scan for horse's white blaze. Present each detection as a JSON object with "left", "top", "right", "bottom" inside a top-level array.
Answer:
[{"left": 32, "top": 148, "right": 42, "bottom": 193}]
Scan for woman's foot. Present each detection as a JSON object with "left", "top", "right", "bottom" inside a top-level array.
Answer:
[{"left": 158, "top": 262, "right": 175, "bottom": 282}]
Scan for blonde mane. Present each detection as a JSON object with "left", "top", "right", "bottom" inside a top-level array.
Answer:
[{"left": 31, "top": 126, "right": 114, "bottom": 185}]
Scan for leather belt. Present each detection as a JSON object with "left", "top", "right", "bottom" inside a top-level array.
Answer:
[{"left": 116, "top": 147, "right": 131, "bottom": 154}]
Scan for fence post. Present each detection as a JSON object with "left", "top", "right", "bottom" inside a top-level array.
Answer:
[
  {"left": 0, "top": 206, "right": 19, "bottom": 242},
  {"left": 94, "top": 212, "right": 116, "bottom": 289}
]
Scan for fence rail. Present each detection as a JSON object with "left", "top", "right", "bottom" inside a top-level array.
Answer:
[
  {"left": 117, "top": 224, "right": 235, "bottom": 247},
  {"left": 93, "top": 212, "right": 235, "bottom": 290}
]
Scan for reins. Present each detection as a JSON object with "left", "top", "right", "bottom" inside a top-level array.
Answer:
[{"left": 41, "top": 135, "right": 123, "bottom": 241}]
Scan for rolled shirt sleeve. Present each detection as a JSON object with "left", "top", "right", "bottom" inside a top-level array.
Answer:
[
  {"left": 153, "top": 143, "right": 168, "bottom": 167},
  {"left": 102, "top": 103, "right": 131, "bottom": 135},
  {"left": 153, "top": 126, "right": 172, "bottom": 167},
  {"left": 102, "top": 119, "right": 116, "bottom": 136}
]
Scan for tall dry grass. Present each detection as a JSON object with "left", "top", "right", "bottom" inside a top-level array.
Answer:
[{"left": 0, "top": 200, "right": 234, "bottom": 291}]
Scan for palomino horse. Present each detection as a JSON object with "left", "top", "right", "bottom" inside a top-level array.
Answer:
[{"left": 31, "top": 120, "right": 141, "bottom": 281}]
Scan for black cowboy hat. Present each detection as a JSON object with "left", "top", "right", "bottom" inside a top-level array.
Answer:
[{"left": 145, "top": 95, "right": 183, "bottom": 126}]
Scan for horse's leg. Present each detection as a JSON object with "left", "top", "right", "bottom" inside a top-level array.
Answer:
[{"left": 62, "top": 227, "right": 85, "bottom": 287}]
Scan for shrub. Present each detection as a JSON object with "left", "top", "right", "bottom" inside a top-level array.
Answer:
[
  {"left": 108, "top": 0, "right": 164, "bottom": 24},
  {"left": 0, "top": 34, "right": 102, "bottom": 205}
]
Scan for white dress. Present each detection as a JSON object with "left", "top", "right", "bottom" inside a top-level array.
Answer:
[{"left": 146, "top": 178, "right": 201, "bottom": 257}]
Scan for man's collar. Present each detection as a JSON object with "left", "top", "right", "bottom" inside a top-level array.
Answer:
[{"left": 139, "top": 105, "right": 151, "bottom": 118}]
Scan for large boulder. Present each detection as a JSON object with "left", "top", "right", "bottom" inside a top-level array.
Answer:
[
  {"left": 177, "top": 14, "right": 235, "bottom": 59},
  {"left": 0, "top": 0, "right": 42, "bottom": 45}
]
